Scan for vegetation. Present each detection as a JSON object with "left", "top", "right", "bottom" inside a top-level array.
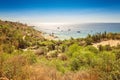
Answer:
[
  {"left": 85, "top": 32, "right": 120, "bottom": 45},
  {"left": 0, "top": 20, "right": 120, "bottom": 80}
]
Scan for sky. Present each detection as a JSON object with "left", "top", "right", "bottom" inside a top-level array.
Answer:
[{"left": 0, "top": 0, "right": 120, "bottom": 25}]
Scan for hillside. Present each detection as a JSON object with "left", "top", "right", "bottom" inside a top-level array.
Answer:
[
  {"left": 0, "top": 20, "right": 45, "bottom": 51},
  {"left": 0, "top": 20, "right": 120, "bottom": 80}
]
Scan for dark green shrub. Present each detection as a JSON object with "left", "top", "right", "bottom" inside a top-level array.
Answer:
[
  {"left": 85, "top": 38, "right": 93, "bottom": 45},
  {"left": 84, "top": 46, "right": 99, "bottom": 53},
  {"left": 70, "top": 58, "right": 80, "bottom": 71}
]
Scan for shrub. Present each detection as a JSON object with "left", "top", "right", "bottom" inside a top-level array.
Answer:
[
  {"left": 85, "top": 38, "right": 93, "bottom": 45},
  {"left": 46, "top": 50, "right": 58, "bottom": 58},
  {"left": 57, "top": 53, "right": 68, "bottom": 61},
  {"left": 2, "top": 44, "right": 15, "bottom": 54},
  {"left": 84, "top": 46, "right": 99, "bottom": 54},
  {"left": 0, "top": 51, "right": 37, "bottom": 79},
  {"left": 23, "top": 51, "right": 37, "bottom": 64},
  {"left": 67, "top": 44, "right": 81, "bottom": 57},
  {"left": 112, "top": 49, "right": 120, "bottom": 60},
  {"left": 70, "top": 58, "right": 80, "bottom": 71}
]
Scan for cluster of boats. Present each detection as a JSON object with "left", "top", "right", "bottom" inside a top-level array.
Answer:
[{"left": 57, "top": 27, "right": 81, "bottom": 33}]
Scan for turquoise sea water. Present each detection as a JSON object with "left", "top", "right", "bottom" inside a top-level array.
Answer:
[{"left": 34, "top": 23, "right": 120, "bottom": 39}]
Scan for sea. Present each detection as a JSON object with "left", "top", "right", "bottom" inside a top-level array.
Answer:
[{"left": 34, "top": 23, "right": 120, "bottom": 40}]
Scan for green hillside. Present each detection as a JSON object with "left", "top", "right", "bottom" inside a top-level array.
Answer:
[{"left": 0, "top": 20, "right": 120, "bottom": 80}]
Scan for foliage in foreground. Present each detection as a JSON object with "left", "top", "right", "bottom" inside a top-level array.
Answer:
[{"left": 0, "top": 20, "right": 120, "bottom": 80}]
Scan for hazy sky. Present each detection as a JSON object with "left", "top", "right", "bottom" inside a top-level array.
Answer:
[{"left": 0, "top": 0, "right": 120, "bottom": 25}]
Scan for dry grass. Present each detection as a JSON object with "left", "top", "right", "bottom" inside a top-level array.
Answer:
[
  {"left": 0, "top": 58, "right": 99, "bottom": 80},
  {"left": 29, "top": 64, "right": 98, "bottom": 80}
]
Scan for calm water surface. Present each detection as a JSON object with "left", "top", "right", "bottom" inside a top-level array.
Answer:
[{"left": 34, "top": 23, "right": 120, "bottom": 39}]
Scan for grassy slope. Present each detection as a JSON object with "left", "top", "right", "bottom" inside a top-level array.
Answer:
[
  {"left": 0, "top": 20, "right": 45, "bottom": 50},
  {"left": 0, "top": 20, "right": 120, "bottom": 80}
]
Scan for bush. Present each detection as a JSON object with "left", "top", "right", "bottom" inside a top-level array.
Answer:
[
  {"left": 0, "top": 53, "right": 28, "bottom": 79},
  {"left": 84, "top": 46, "right": 99, "bottom": 54},
  {"left": 0, "top": 51, "right": 38, "bottom": 79},
  {"left": 85, "top": 38, "right": 93, "bottom": 45},
  {"left": 23, "top": 51, "right": 37, "bottom": 64},
  {"left": 112, "top": 49, "right": 120, "bottom": 60},
  {"left": 70, "top": 58, "right": 80, "bottom": 71},
  {"left": 46, "top": 50, "right": 58, "bottom": 58},
  {"left": 57, "top": 53, "right": 68, "bottom": 61},
  {"left": 2, "top": 44, "right": 15, "bottom": 54},
  {"left": 98, "top": 45, "right": 112, "bottom": 51},
  {"left": 67, "top": 44, "right": 81, "bottom": 57},
  {"left": 3, "top": 55, "right": 27, "bottom": 79}
]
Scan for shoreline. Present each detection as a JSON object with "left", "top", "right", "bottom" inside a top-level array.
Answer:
[
  {"left": 41, "top": 33, "right": 59, "bottom": 40},
  {"left": 42, "top": 32, "right": 120, "bottom": 48}
]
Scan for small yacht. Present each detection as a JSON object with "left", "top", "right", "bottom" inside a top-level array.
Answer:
[
  {"left": 57, "top": 27, "right": 60, "bottom": 29},
  {"left": 68, "top": 29, "right": 71, "bottom": 31},
  {"left": 77, "top": 31, "right": 81, "bottom": 33}
]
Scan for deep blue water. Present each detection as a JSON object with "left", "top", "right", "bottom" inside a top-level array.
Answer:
[{"left": 34, "top": 23, "right": 120, "bottom": 39}]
